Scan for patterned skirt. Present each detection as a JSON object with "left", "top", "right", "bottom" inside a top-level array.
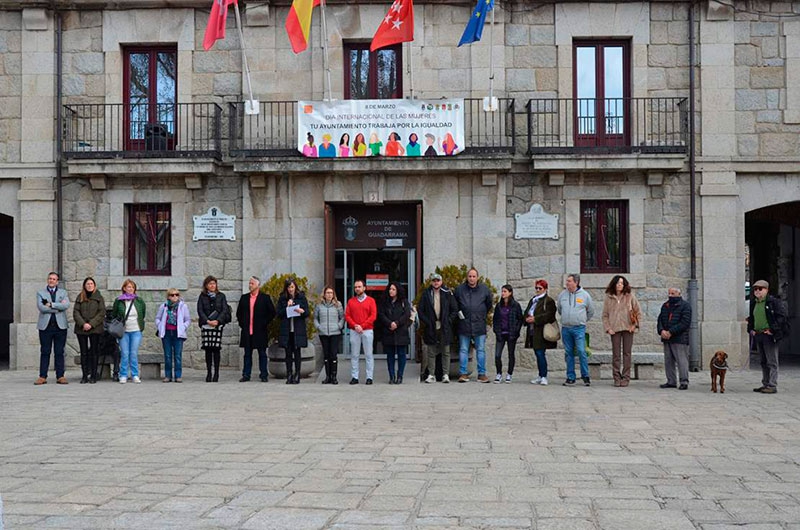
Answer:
[{"left": 201, "top": 325, "right": 224, "bottom": 350}]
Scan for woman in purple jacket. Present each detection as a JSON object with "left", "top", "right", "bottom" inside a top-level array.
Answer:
[{"left": 155, "top": 288, "right": 192, "bottom": 382}]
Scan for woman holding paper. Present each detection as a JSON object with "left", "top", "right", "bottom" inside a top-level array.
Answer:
[{"left": 277, "top": 278, "right": 309, "bottom": 384}]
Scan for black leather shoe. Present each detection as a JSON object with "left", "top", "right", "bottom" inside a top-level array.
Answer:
[
  {"left": 659, "top": 383, "right": 677, "bottom": 389},
  {"left": 350, "top": 378, "right": 359, "bottom": 385},
  {"left": 239, "top": 376, "right": 250, "bottom": 382},
  {"left": 678, "top": 383, "right": 688, "bottom": 390},
  {"left": 212, "top": 373, "right": 219, "bottom": 382},
  {"left": 206, "top": 373, "right": 212, "bottom": 382},
  {"left": 260, "top": 376, "right": 268, "bottom": 383},
  {"left": 388, "top": 376, "right": 395, "bottom": 384},
  {"left": 397, "top": 376, "right": 403, "bottom": 384},
  {"left": 366, "top": 378, "right": 373, "bottom": 385},
  {"left": 292, "top": 373, "right": 300, "bottom": 384},
  {"left": 332, "top": 377, "right": 338, "bottom": 385},
  {"left": 753, "top": 386, "right": 766, "bottom": 392},
  {"left": 80, "top": 376, "right": 88, "bottom": 384},
  {"left": 89, "top": 376, "right": 96, "bottom": 384}
]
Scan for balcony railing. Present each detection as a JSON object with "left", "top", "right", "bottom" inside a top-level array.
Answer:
[
  {"left": 527, "top": 97, "right": 688, "bottom": 154},
  {"left": 62, "top": 103, "right": 223, "bottom": 159},
  {"left": 229, "top": 98, "right": 516, "bottom": 157}
]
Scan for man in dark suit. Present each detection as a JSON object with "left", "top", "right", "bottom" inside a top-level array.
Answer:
[{"left": 236, "top": 276, "right": 276, "bottom": 382}]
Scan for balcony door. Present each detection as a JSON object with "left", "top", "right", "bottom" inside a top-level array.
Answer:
[
  {"left": 123, "top": 46, "right": 177, "bottom": 151},
  {"left": 574, "top": 40, "right": 630, "bottom": 148}
]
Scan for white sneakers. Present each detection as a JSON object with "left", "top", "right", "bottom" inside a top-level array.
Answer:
[
  {"left": 442, "top": 374, "right": 450, "bottom": 383},
  {"left": 494, "top": 374, "right": 503, "bottom": 384},
  {"left": 505, "top": 374, "right": 512, "bottom": 384},
  {"left": 120, "top": 376, "right": 141, "bottom": 384},
  {"left": 530, "top": 376, "right": 549, "bottom": 386},
  {"left": 425, "top": 374, "right": 436, "bottom": 384},
  {"left": 132, "top": 376, "right": 141, "bottom": 384},
  {"left": 119, "top": 377, "right": 127, "bottom": 384}
]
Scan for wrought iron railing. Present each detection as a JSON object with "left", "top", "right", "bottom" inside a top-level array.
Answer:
[
  {"left": 527, "top": 97, "right": 688, "bottom": 154},
  {"left": 62, "top": 102, "right": 223, "bottom": 158},
  {"left": 229, "top": 98, "right": 516, "bottom": 156}
]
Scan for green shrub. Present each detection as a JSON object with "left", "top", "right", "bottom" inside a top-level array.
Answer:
[
  {"left": 413, "top": 264, "right": 499, "bottom": 327},
  {"left": 260, "top": 273, "right": 317, "bottom": 343}
]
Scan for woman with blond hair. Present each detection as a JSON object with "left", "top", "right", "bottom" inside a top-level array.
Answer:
[
  {"left": 112, "top": 279, "right": 146, "bottom": 384},
  {"left": 155, "top": 288, "right": 191, "bottom": 383},
  {"left": 314, "top": 285, "right": 344, "bottom": 384},
  {"left": 602, "top": 275, "right": 641, "bottom": 387},
  {"left": 73, "top": 276, "right": 105, "bottom": 384}
]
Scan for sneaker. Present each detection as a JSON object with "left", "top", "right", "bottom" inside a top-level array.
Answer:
[
  {"left": 477, "top": 375, "right": 490, "bottom": 383},
  {"left": 132, "top": 376, "right": 141, "bottom": 384},
  {"left": 349, "top": 378, "right": 359, "bottom": 385},
  {"left": 761, "top": 387, "right": 777, "bottom": 394},
  {"left": 442, "top": 374, "right": 450, "bottom": 383},
  {"left": 494, "top": 374, "right": 503, "bottom": 384},
  {"left": 563, "top": 379, "right": 576, "bottom": 386},
  {"left": 366, "top": 378, "right": 373, "bottom": 385},
  {"left": 34, "top": 377, "right": 47, "bottom": 386},
  {"left": 458, "top": 374, "right": 469, "bottom": 383},
  {"left": 119, "top": 377, "right": 127, "bottom": 384},
  {"left": 425, "top": 374, "right": 436, "bottom": 384},
  {"left": 583, "top": 377, "right": 591, "bottom": 387},
  {"left": 505, "top": 374, "right": 512, "bottom": 384},
  {"left": 531, "top": 377, "right": 542, "bottom": 385},
  {"left": 540, "top": 377, "right": 548, "bottom": 386}
]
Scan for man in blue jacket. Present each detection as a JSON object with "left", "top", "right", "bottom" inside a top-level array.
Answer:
[
  {"left": 657, "top": 287, "right": 692, "bottom": 390},
  {"left": 455, "top": 268, "right": 494, "bottom": 383},
  {"left": 35, "top": 272, "right": 70, "bottom": 385}
]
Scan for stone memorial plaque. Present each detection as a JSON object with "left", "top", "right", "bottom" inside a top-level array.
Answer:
[
  {"left": 515, "top": 204, "right": 559, "bottom": 240},
  {"left": 193, "top": 207, "right": 236, "bottom": 241}
]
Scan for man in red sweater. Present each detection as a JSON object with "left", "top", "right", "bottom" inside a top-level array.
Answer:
[{"left": 345, "top": 279, "right": 377, "bottom": 385}]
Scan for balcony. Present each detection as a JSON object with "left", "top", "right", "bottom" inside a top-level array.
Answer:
[
  {"left": 228, "top": 98, "right": 516, "bottom": 175},
  {"left": 527, "top": 97, "right": 688, "bottom": 173}
]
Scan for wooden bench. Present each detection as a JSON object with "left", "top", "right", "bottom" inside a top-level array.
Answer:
[
  {"left": 587, "top": 352, "right": 663, "bottom": 380},
  {"left": 73, "top": 353, "right": 163, "bottom": 380}
]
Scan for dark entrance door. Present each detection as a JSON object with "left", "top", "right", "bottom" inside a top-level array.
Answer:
[{"left": 0, "top": 213, "right": 12, "bottom": 370}]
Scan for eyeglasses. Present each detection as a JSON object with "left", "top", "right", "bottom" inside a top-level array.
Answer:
[
  {"left": 168, "top": 293, "right": 179, "bottom": 297},
  {"left": 754, "top": 287, "right": 766, "bottom": 291},
  {"left": 431, "top": 278, "right": 442, "bottom": 282},
  {"left": 535, "top": 287, "right": 545, "bottom": 291}
]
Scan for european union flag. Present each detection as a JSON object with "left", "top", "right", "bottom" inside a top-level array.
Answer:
[{"left": 458, "top": 0, "right": 494, "bottom": 47}]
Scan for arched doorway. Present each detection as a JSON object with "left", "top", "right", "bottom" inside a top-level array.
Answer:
[
  {"left": 0, "top": 213, "right": 12, "bottom": 370},
  {"left": 745, "top": 201, "right": 799, "bottom": 365}
]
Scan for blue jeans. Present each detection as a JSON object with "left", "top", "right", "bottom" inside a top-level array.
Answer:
[
  {"left": 458, "top": 334, "right": 486, "bottom": 376},
  {"left": 161, "top": 329, "right": 184, "bottom": 379},
  {"left": 385, "top": 345, "right": 407, "bottom": 379},
  {"left": 562, "top": 325, "right": 588, "bottom": 380},
  {"left": 119, "top": 330, "right": 142, "bottom": 379},
  {"left": 534, "top": 348, "right": 548, "bottom": 378},
  {"left": 243, "top": 344, "right": 268, "bottom": 379},
  {"left": 39, "top": 327, "right": 67, "bottom": 378}
]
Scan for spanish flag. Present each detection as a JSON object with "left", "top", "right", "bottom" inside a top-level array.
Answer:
[{"left": 286, "top": 0, "right": 321, "bottom": 54}]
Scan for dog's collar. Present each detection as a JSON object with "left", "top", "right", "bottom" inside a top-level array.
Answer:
[{"left": 712, "top": 362, "right": 728, "bottom": 370}]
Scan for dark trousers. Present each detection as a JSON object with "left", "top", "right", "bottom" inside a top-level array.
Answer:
[
  {"left": 385, "top": 345, "right": 407, "bottom": 379},
  {"left": 494, "top": 336, "right": 517, "bottom": 375},
  {"left": 76, "top": 333, "right": 99, "bottom": 379},
  {"left": 285, "top": 333, "right": 301, "bottom": 375},
  {"left": 243, "top": 341, "right": 268, "bottom": 379},
  {"left": 320, "top": 334, "right": 339, "bottom": 375},
  {"left": 755, "top": 333, "right": 779, "bottom": 388},
  {"left": 204, "top": 348, "right": 221, "bottom": 376},
  {"left": 39, "top": 327, "right": 67, "bottom": 379}
]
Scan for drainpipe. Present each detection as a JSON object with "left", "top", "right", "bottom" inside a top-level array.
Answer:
[
  {"left": 55, "top": 8, "right": 64, "bottom": 277},
  {"left": 687, "top": 0, "right": 700, "bottom": 371}
]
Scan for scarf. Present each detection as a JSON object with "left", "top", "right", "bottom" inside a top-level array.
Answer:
[
  {"left": 528, "top": 293, "right": 545, "bottom": 315},
  {"left": 166, "top": 299, "right": 178, "bottom": 326},
  {"left": 118, "top": 293, "right": 137, "bottom": 301}
]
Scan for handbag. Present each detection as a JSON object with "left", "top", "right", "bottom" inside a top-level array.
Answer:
[
  {"left": 105, "top": 301, "right": 134, "bottom": 339},
  {"left": 543, "top": 320, "right": 560, "bottom": 342}
]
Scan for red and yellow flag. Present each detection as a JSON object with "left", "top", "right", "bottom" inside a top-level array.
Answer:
[{"left": 286, "top": 0, "right": 321, "bottom": 54}]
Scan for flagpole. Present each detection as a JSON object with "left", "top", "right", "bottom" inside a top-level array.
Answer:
[
  {"left": 408, "top": 41, "right": 415, "bottom": 100},
  {"left": 488, "top": 1, "right": 495, "bottom": 103},
  {"left": 232, "top": 2, "right": 257, "bottom": 114},
  {"left": 320, "top": 0, "right": 333, "bottom": 101}
]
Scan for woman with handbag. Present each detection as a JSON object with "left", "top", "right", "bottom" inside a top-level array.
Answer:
[
  {"left": 525, "top": 279, "right": 557, "bottom": 386},
  {"left": 197, "top": 275, "right": 231, "bottom": 382},
  {"left": 155, "top": 288, "right": 192, "bottom": 383},
  {"left": 601, "top": 275, "right": 641, "bottom": 387},
  {"left": 73, "top": 277, "right": 105, "bottom": 384},
  {"left": 492, "top": 284, "right": 524, "bottom": 383},
  {"left": 112, "top": 279, "right": 146, "bottom": 384},
  {"left": 276, "top": 278, "right": 309, "bottom": 384}
]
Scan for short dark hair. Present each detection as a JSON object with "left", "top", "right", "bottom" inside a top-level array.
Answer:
[
  {"left": 47, "top": 271, "right": 59, "bottom": 280},
  {"left": 354, "top": 279, "right": 365, "bottom": 287}
]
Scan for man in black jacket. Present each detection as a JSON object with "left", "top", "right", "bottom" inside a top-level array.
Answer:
[
  {"left": 657, "top": 287, "right": 692, "bottom": 390},
  {"left": 748, "top": 279, "right": 789, "bottom": 394},
  {"left": 454, "top": 268, "right": 494, "bottom": 383},
  {"left": 236, "top": 276, "right": 276, "bottom": 382},
  {"left": 418, "top": 273, "right": 457, "bottom": 383}
]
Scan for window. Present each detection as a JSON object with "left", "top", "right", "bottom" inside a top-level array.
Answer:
[
  {"left": 344, "top": 42, "right": 402, "bottom": 99},
  {"left": 123, "top": 46, "right": 177, "bottom": 151},
  {"left": 127, "top": 204, "right": 171, "bottom": 275},
  {"left": 573, "top": 40, "right": 630, "bottom": 147},
  {"left": 581, "top": 200, "right": 628, "bottom": 273}
]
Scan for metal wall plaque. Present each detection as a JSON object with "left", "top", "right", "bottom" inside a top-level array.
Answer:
[
  {"left": 514, "top": 204, "right": 559, "bottom": 240},
  {"left": 193, "top": 207, "right": 236, "bottom": 241}
]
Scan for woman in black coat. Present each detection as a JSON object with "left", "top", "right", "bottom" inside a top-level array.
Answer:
[
  {"left": 276, "top": 278, "right": 309, "bottom": 384},
  {"left": 197, "top": 275, "right": 231, "bottom": 382},
  {"left": 492, "top": 284, "right": 524, "bottom": 383},
  {"left": 378, "top": 282, "right": 411, "bottom": 384},
  {"left": 524, "top": 279, "right": 557, "bottom": 386},
  {"left": 236, "top": 276, "right": 276, "bottom": 383}
]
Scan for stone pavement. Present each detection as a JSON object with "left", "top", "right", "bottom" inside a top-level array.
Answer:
[{"left": 1, "top": 363, "right": 800, "bottom": 530}]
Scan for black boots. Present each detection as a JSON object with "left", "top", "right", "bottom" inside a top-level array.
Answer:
[
  {"left": 322, "top": 357, "right": 338, "bottom": 385},
  {"left": 205, "top": 349, "right": 220, "bottom": 382}
]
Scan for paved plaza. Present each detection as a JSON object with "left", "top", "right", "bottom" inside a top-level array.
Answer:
[{"left": 1, "top": 362, "right": 800, "bottom": 530}]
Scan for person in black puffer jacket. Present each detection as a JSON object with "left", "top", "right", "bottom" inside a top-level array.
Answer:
[
  {"left": 378, "top": 282, "right": 411, "bottom": 384},
  {"left": 656, "top": 287, "right": 692, "bottom": 390},
  {"left": 197, "top": 275, "right": 231, "bottom": 382},
  {"left": 491, "top": 284, "right": 523, "bottom": 384}
]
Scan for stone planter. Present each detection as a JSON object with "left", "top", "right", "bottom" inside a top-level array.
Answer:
[{"left": 268, "top": 342, "right": 316, "bottom": 379}]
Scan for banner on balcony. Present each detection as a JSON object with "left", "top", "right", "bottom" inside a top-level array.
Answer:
[{"left": 297, "top": 99, "right": 465, "bottom": 157}]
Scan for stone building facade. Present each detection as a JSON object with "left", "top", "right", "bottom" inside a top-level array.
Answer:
[{"left": 0, "top": 0, "right": 797, "bottom": 374}]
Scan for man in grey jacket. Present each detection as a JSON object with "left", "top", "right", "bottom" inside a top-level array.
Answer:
[
  {"left": 454, "top": 268, "right": 494, "bottom": 383},
  {"left": 557, "top": 273, "right": 595, "bottom": 386},
  {"left": 35, "top": 272, "right": 70, "bottom": 385}
]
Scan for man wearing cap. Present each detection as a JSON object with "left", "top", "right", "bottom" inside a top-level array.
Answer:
[
  {"left": 748, "top": 279, "right": 789, "bottom": 394},
  {"left": 657, "top": 287, "right": 692, "bottom": 390},
  {"left": 418, "top": 272, "right": 457, "bottom": 383}
]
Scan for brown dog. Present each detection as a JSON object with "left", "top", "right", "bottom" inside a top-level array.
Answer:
[{"left": 710, "top": 350, "right": 728, "bottom": 393}]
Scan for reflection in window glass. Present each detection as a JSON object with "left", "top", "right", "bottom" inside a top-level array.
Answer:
[
  {"left": 156, "top": 52, "right": 177, "bottom": 133},
  {"left": 377, "top": 49, "right": 398, "bottom": 99},
  {"left": 604, "top": 47, "right": 624, "bottom": 134},
  {"left": 129, "top": 53, "right": 149, "bottom": 139},
  {"left": 349, "top": 48, "right": 370, "bottom": 100},
  {"left": 576, "top": 47, "right": 596, "bottom": 135},
  {"left": 345, "top": 43, "right": 401, "bottom": 99},
  {"left": 581, "top": 200, "right": 627, "bottom": 273}
]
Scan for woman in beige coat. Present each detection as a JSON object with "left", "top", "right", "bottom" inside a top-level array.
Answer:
[{"left": 602, "top": 275, "right": 641, "bottom": 387}]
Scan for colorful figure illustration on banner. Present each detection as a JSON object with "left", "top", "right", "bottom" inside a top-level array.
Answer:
[
  {"left": 339, "top": 133, "right": 351, "bottom": 157},
  {"left": 385, "top": 132, "right": 405, "bottom": 156},
  {"left": 406, "top": 133, "right": 421, "bottom": 156},
  {"left": 369, "top": 132, "right": 383, "bottom": 156},
  {"left": 302, "top": 133, "right": 318, "bottom": 157},
  {"left": 424, "top": 133, "right": 438, "bottom": 156},
  {"left": 442, "top": 132, "right": 458, "bottom": 156},
  {"left": 353, "top": 133, "right": 367, "bottom": 157},
  {"left": 319, "top": 133, "right": 336, "bottom": 157}
]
